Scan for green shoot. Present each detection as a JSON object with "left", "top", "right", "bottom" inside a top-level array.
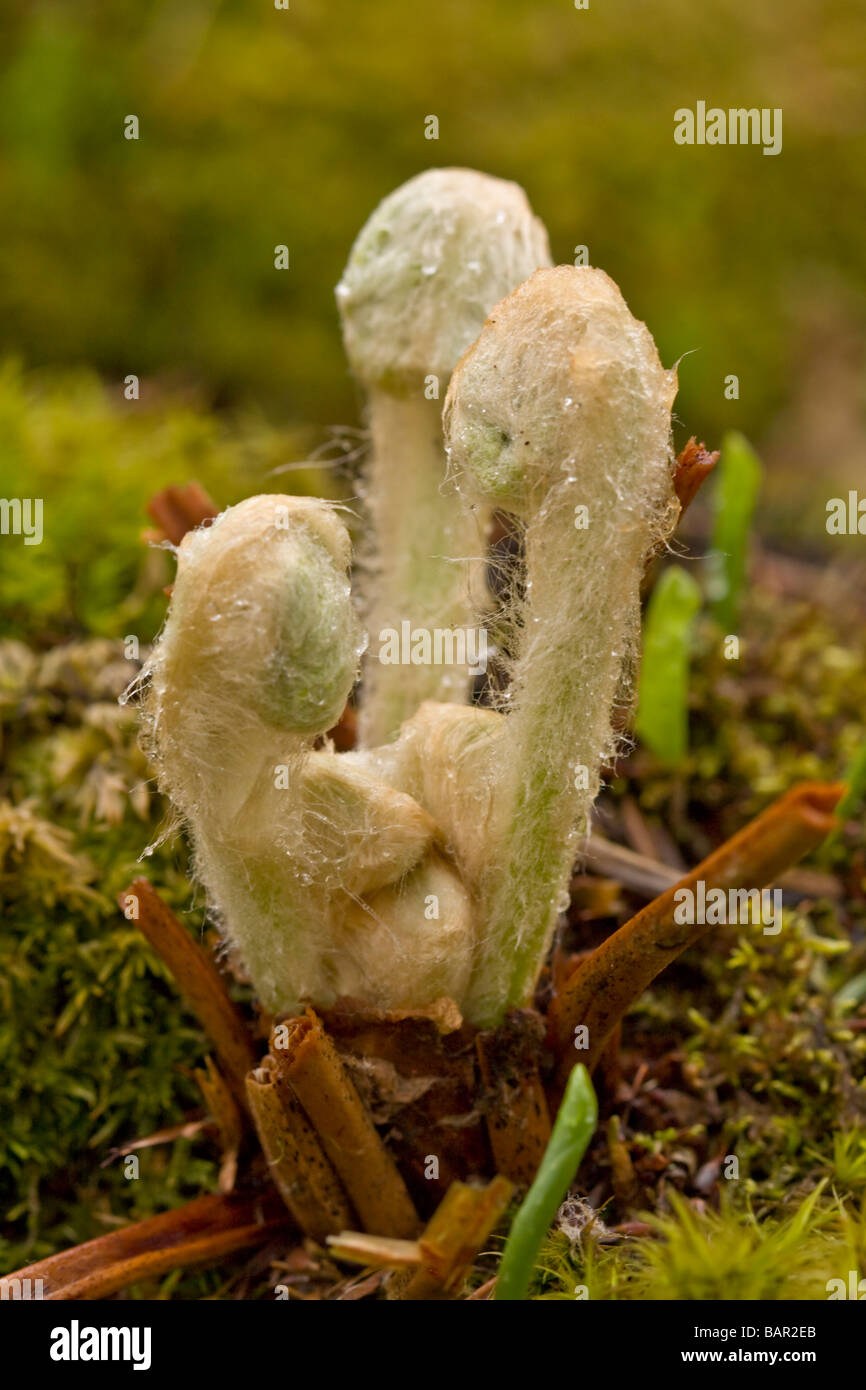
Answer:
[
  {"left": 832, "top": 740, "right": 866, "bottom": 830},
  {"left": 494, "top": 1064, "right": 597, "bottom": 1300},
  {"left": 635, "top": 564, "right": 702, "bottom": 766},
  {"left": 707, "top": 430, "right": 763, "bottom": 631}
]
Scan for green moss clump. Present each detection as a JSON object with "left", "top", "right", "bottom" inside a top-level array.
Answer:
[
  {"left": 0, "top": 635, "right": 240, "bottom": 1283},
  {"left": 0, "top": 362, "right": 326, "bottom": 645},
  {"left": 530, "top": 1188, "right": 866, "bottom": 1301}
]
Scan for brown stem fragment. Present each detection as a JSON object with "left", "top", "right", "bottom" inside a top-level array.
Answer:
[
  {"left": 120, "top": 878, "right": 258, "bottom": 1112},
  {"left": 194, "top": 1056, "right": 243, "bottom": 1193},
  {"left": 607, "top": 1115, "right": 644, "bottom": 1213},
  {"left": 271, "top": 1009, "right": 420, "bottom": 1238},
  {"left": 319, "top": 1001, "right": 488, "bottom": 1199},
  {"left": 673, "top": 437, "right": 719, "bottom": 515},
  {"left": 245, "top": 1058, "right": 356, "bottom": 1241},
  {"left": 6, "top": 1191, "right": 291, "bottom": 1300},
  {"left": 476, "top": 1012, "right": 551, "bottom": 1188},
  {"left": 550, "top": 782, "right": 843, "bottom": 1085},
  {"left": 585, "top": 834, "right": 843, "bottom": 904},
  {"left": 326, "top": 1177, "right": 514, "bottom": 1298},
  {"left": 397, "top": 1176, "right": 514, "bottom": 1300},
  {"left": 326, "top": 1232, "right": 423, "bottom": 1268},
  {"left": 146, "top": 482, "right": 219, "bottom": 545}
]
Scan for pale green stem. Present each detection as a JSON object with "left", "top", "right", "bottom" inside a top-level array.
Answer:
[
  {"left": 466, "top": 505, "right": 646, "bottom": 1027},
  {"left": 360, "top": 390, "right": 483, "bottom": 747},
  {"left": 194, "top": 739, "right": 329, "bottom": 1017}
]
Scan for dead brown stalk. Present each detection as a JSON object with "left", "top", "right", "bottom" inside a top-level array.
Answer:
[
  {"left": 120, "top": 878, "right": 258, "bottom": 1112},
  {"left": 271, "top": 1009, "right": 420, "bottom": 1238},
  {"left": 245, "top": 1058, "right": 356, "bottom": 1240},
  {"left": 9, "top": 1191, "right": 291, "bottom": 1300},
  {"left": 549, "top": 782, "right": 843, "bottom": 1085},
  {"left": 476, "top": 1012, "right": 551, "bottom": 1188}
]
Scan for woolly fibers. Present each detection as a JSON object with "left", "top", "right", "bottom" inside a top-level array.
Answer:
[
  {"left": 336, "top": 169, "right": 552, "bottom": 745},
  {"left": 139, "top": 495, "right": 476, "bottom": 1014},
  {"left": 330, "top": 848, "right": 475, "bottom": 1010},
  {"left": 395, "top": 701, "right": 504, "bottom": 893},
  {"left": 336, "top": 168, "right": 551, "bottom": 390},
  {"left": 444, "top": 266, "right": 680, "bottom": 1024},
  {"left": 136, "top": 262, "right": 679, "bottom": 1030}
]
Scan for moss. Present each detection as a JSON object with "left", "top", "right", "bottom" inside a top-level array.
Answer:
[
  {"left": 530, "top": 1188, "right": 866, "bottom": 1301},
  {"left": 0, "top": 635, "right": 238, "bottom": 1285},
  {"left": 0, "top": 363, "right": 327, "bottom": 646}
]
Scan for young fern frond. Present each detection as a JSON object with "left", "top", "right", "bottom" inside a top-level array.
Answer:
[
  {"left": 138, "top": 494, "right": 475, "bottom": 1015},
  {"left": 337, "top": 168, "right": 551, "bottom": 745},
  {"left": 444, "top": 266, "right": 680, "bottom": 1025},
  {"left": 140, "top": 196, "right": 680, "bottom": 1035}
]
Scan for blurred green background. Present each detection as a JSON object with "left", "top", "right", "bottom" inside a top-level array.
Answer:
[{"left": 0, "top": 0, "right": 864, "bottom": 637}]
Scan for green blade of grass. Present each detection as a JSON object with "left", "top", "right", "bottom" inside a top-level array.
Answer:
[
  {"left": 707, "top": 430, "right": 763, "bottom": 632},
  {"left": 635, "top": 564, "right": 702, "bottom": 766},
  {"left": 494, "top": 1064, "right": 597, "bottom": 1301},
  {"left": 825, "top": 739, "right": 866, "bottom": 848},
  {"left": 835, "top": 740, "right": 866, "bottom": 825},
  {"left": 834, "top": 969, "right": 866, "bottom": 1013}
]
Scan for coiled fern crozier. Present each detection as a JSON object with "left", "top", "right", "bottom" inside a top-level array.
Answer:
[{"left": 138, "top": 171, "right": 679, "bottom": 1028}]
